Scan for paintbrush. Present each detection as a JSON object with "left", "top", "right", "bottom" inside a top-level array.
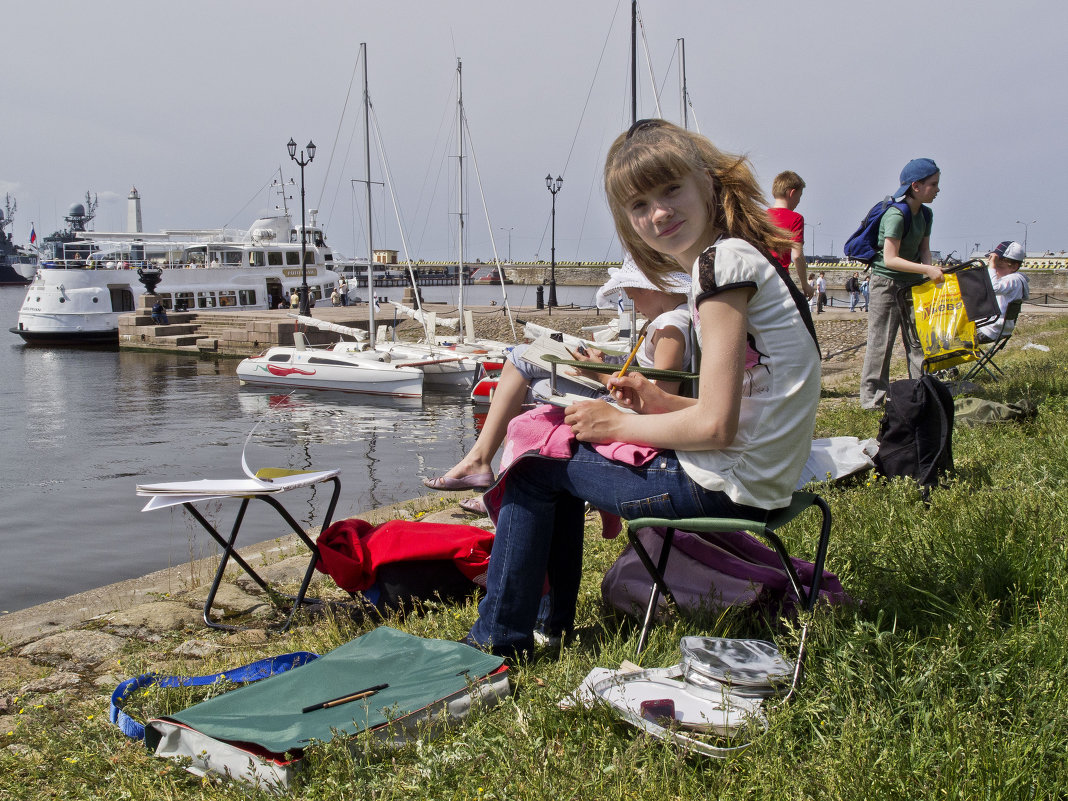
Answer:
[{"left": 301, "top": 682, "right": 388, "bottom": 713}]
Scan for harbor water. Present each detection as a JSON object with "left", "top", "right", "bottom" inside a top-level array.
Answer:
[{"left": 0, "top": 283, "right": 598, "bottom": 613}]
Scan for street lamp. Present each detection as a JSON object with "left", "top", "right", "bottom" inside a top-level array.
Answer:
[
  {"left": 806, "top": 221, "right": 821, "bottom": 260},
  {"left": 287, "top": 137, "right": 316, "bottom": 316},
  {"left": 498, "top": 226, "right": 514, "bottom": 263},
  {"left": 545, "top": 174, "right": 563, "bottom": 308},
  {"left": 1015, "top": 219, "right": 1036, "bottom": 254}
]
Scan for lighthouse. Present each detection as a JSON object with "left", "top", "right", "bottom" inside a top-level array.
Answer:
[{"left": 127, "top": 186, "right": 142, "bottom": 233}]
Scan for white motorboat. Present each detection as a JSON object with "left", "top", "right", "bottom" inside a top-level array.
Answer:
[
  {"left": 469, "top": 357, "right": 506, "bottom": 405},
  {"left": 9, "top": 193, "right": 344, "bottom": 345},
  {"left": 363, "top": 340, "right": 496, "bottom": 390},
  {"left": 236, "top": 333, "right": 424, "bottom": 398}
]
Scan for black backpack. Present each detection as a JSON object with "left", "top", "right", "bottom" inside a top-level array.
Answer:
[{"left": 873, "top": 375, "right": 954, "bottom": 498}]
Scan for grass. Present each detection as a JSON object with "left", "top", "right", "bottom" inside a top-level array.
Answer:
[{"left": 4, "top": 318, "right": 1068, "bottom": 799}]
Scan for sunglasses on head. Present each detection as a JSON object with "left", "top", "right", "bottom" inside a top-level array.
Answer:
[{"left": 626, "top": 118, "right": 667, "bottom": 139}]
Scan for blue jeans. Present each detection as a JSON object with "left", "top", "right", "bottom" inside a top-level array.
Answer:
[
  {"left": 859, "top": 274, "right": 925, "bottom": 408},
  {"left": 467, "top": 445, "right": 766, "bottom": 655}
]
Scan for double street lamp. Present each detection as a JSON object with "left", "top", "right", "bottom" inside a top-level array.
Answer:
[
  {"left": 806, "top": 221, "right": 821, "bottom": 260},
  {"left": 1015, "top": 219, "right": 1036, "bottom": 254},
  {"left": 545, "top": 174, "right": 563, "bottom": 308},
  {"left": 287, "top": 137, "right": 316, "bottom": 316},
  {"left": 498, "top": 226, "right": 514, "bottom": 264}
]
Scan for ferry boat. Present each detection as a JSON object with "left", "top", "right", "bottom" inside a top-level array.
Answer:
[
  {"left": 9, "top": 198, "right": 344, "bottom": 345},
  {"left": 0, "top": 195, "right": 38, "bottom": 285}
]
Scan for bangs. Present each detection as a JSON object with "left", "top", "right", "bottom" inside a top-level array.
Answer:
[{"left": 606, "top": 141, "right": 695, "bottom": 208}]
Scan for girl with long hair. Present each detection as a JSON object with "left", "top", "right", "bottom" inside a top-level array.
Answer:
[{"left": 465, "top": 120, "right": 821, "bottom": 657}]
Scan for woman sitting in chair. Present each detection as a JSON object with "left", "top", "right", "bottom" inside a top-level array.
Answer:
[{"left": 464, "top": 119, "right": 822, "bottom": 657}]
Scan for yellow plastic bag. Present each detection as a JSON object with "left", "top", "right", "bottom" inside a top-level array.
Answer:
[{"left": 910, "top": 273, "right": 980, "bottom": 371}]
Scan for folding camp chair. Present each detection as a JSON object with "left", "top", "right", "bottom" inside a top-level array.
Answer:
[
  {"left": 137, "top": 467, "right": 342, "bottom": 632},
  {"left": 895, "top": 259, "right": 1000, "bottom": 375},
  {"left": 961, "top": 298, "right": 1024, "bottom": 382},
  {"left": 624, "top": 491, "right": 832, "bottom": 665}
]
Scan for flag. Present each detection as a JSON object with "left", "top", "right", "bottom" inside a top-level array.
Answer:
[
  {"left": 29, "top": 225, "right": 36, "bottom": 245},
  {"left": 373, "top": 295, "right": 381, "bottom": 311},
  {"left": 616, "top": 294, "right": 624, "bottom": 315}
]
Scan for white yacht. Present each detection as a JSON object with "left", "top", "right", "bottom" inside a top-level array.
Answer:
[{"left": 10, "top": 199, "right": 343, "bottom": 345}]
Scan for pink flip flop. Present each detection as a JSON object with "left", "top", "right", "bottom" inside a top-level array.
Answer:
[
  {"left": 422, "top": 472, "right": 494, "bottom": 492},
  {"left": 459, "top": 496, "right": 488, "bottom": 515}
]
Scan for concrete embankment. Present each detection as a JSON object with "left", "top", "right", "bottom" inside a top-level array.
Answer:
[{"left": 0, "top": 493, "right": 483, "bottom": 704}]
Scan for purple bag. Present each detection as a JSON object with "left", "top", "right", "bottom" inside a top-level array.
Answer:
[{"left": 602, "top": 526, "right": 847, "bottom": 620}]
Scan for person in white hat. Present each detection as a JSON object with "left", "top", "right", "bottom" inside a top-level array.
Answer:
[
  {"left": 422, "top": 256, "right": 693, "bottom": 492},
  {"left": 978, "top": 240, "right": 1029, "bottom": 341}
]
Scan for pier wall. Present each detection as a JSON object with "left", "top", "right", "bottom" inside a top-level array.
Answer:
[
  {"left": 504, "top": 266, "right": 608, "bottom": 286},
  {"left": 806, "top": 265, "right": 1068, "bottom": 292}
]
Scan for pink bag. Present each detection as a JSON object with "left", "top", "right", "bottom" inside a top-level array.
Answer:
[{"left": 602, "top": 526, "right": 848, "bottom": 620}]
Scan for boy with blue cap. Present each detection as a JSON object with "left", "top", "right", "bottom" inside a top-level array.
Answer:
[{"left": 860, "top": 157, "right": 945, "bottom": 408}]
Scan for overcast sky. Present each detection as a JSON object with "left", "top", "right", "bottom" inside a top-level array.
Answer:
[{"left": 3, "top": 0, "right": 1065, "bottom": 262}]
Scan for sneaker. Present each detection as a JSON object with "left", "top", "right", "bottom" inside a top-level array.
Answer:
[{"left": 534, "top": 630, "right": 562, "bottom": 648}]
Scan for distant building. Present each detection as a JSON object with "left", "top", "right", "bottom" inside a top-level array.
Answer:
[{"left": 127, "top": 187, "right": 142, "bottom": 233}]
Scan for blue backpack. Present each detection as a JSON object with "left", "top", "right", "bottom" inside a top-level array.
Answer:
[{"left": 843, "top": 198, "right": 932, "bottom": 264}]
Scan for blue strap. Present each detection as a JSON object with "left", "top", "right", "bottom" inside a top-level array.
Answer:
[{"left": 110, "top": 651, "right": 319, "bottom": 741}]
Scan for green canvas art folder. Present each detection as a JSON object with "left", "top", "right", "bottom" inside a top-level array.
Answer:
[{"left": 146, "top": 627, "right": 508, "bottom": 789}]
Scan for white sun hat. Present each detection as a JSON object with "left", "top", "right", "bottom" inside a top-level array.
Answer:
[{"left": 595, "top": 255, "right": 692, "bottom": 309}]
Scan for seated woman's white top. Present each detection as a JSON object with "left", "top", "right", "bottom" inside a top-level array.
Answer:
[
  {"left": 676, "top": 238, "right": 821, "bottom": 510},
  {"left": 638, "top": 303, "right": 693, "bottom": 369}
]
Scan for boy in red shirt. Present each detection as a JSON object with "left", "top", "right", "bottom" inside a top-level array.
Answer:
[{"left": 767, "top": 170, "right": 813, "bottom": 298}]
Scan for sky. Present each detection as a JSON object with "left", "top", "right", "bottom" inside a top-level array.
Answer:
[{"left": 3, "top": 0, "right": 1066, "bottom": 263}]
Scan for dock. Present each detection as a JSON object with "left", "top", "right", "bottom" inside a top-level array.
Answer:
[{"left": 117, "top": 294, "right": 612, "bottom": 357}]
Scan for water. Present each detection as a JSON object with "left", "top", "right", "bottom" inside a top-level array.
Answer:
[{"left": 0, "top": 282, "right": 598, "bottom": 612}]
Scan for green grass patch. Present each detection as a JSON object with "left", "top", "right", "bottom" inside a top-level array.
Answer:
[{"left": 4, "top": 318, "right": 1068, "bottom": 798}]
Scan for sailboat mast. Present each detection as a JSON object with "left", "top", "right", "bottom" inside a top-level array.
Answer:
[
  {"left": 456, "top": 58, "right": 466, "bottom": 343},
  {"left": 679, "top": 38, "right": 688, "bottom": 130},
  {"left": 631, "top": 0, "right": 638, "bottom": 125},
  {"left": 362, "top": 42, "right": 376, "bottom": 348}
]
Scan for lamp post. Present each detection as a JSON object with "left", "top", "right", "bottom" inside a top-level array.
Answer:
[
  {"left": 1015, "top": 219, "right": 1036, "bottom": 254},
  {"left": 498, "top": 226, "right": 514, "bottom": 263},
  {"left": 806, "top": 221, "right": 821, "bottom": 260},
  {"left": 287, "top": 137, "right": 316, "bottom": 316},
  {"left": 545, "top": 174, "right": 563, "bottom": 308}
]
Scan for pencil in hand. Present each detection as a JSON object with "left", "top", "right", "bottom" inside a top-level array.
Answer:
[
  {"left": 301, "top": 682, "right": 388, "bottom": 713},
  {"left": 615, "top": 334, "right": 646, "bottom": 378}
]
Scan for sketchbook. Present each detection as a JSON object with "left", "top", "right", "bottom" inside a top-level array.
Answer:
[
  {"left": 137, "top": 413, "right": 339, "bottom": 510},
  {"left": 521, "top": 335, "right": 611, "bottom": 393},
  {"left": 532, "top": 390, "right": 637, "bottom": 414}
]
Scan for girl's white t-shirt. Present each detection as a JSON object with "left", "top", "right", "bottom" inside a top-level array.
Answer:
[{"left": 677, "top": 238, "right": 821, "bottom": 509}]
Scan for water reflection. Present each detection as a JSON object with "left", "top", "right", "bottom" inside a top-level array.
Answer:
[
  {"left": 234, "top": 388, "right": 478, "bottom": 512},
  {"left": 1, "top": 304, "right": 484, "bottom": 610}
]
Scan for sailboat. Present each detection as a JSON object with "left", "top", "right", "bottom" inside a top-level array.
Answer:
[
  {"left": 235, "top": 330, "right": 425, "bottom": 398},
  {"left": 264, "top": 45, "right": 499, "bottom": 394},
  {"left": 372, "top": 57, "right": 514, "bottom": 389}
]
